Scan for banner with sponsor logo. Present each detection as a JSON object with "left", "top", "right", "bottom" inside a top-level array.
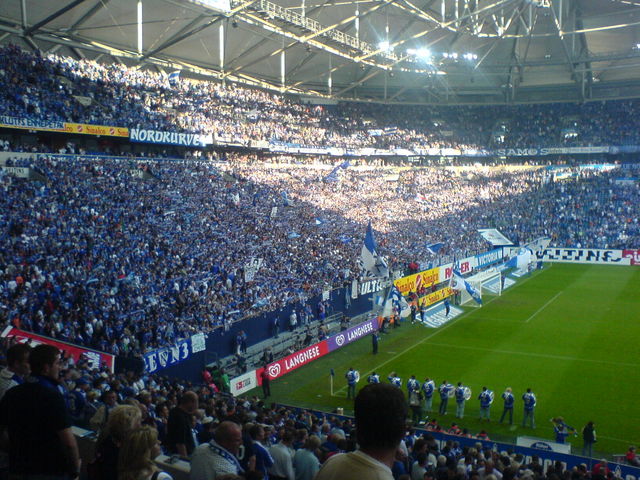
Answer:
[
  {"left": 536, "top": 248, "right": 630, "bottom": 265},
  {"left": 1, "top": 326, "right": 114, "bottom": 372},
  {"left": 63, "top": 122, "right": 129, "bottom": 137},
  {"left": 517, "top": 436, "right": 571, "bottom": 454},
  {"left": 0, "top": 115, "right": 65, "bottom": 132},
  {"left": 143, "top": 333, "right": 206, "bottom": 373},
  {"left": 326, "top": 318, "right": 378, "bottom": 352},
  {"left": 257, "top": 341, "right": 329, "bottom": 383},
  {"left": 474, "top": 248, "right": 506, "bottom": 269},
  {"left": 623, "top": 249, "right": 640, "bottom": 266},
  {"left": 355, "top": 278, "right": 389, "bottom": 297},
  {"left": 394, "top": 266, "right": 441, "bottom": 295},
  {"left": 1, "top": 166, "right": 30, "bottom": 178},
  {"left": 234, "top": 319, "right": 379, "bottom": 392},
  {"left": 230, "top": 369, "right": 259, "bottom": 396},
  {"left": 130, "top": 128, "right": 213, "bottom": 147},
  {"left": 418, "top": 286, "right": 454, "bottom": 307}
]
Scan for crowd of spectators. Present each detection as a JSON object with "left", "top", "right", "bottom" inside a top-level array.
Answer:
[
  {"left": 3, "top": 44, "right": 640, "bottom": 150},
  {"left": 1, "top": 151, "right": 639, "bottom": 356},
  {"left": 0, "top": 340, "right": 634, "bottom": 480}
]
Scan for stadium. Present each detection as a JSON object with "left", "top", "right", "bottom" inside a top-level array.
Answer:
[{"left": 0, "top": 0, "right": 639, "bottom": 479}]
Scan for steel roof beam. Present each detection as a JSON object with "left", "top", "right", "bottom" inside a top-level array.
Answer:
[
  {"left": 223, "top": 0, "right": 392, "bottom": 79},
  {"left": 63, "top": 0, "right": 110, "bottom": 33},
  {"left": 24, "top": 0, "right": 88, "bottom": 37},
  {"left": 574, "top": 2, "right": 593, "bottom": 98}
]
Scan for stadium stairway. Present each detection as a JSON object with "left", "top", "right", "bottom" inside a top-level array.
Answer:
[{"left": 217, "top": 312, "right": 362, "bottom": 376}]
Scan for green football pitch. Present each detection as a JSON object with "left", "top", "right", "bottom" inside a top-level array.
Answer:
[{"left": 249, "top": 263, "right": 640, "bottom": 455}]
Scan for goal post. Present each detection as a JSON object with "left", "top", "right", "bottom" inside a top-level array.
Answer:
[{"left": 459, "top": 268, "right": 502, "bottom": 307}]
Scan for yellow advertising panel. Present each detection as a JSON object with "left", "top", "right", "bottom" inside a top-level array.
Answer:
[
  {"left": 393, "top": 267, "right": 440, "bottom": 295},
  {"left": 63, "top": 123, "right": 129, "bottom": 137},
  {"left": 418, "top": 286, "right": 454, "bottom": 307}
]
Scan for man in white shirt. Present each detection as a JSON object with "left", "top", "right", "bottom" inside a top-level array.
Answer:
[
  {"left": 269, "top": 429, "right": 295, "bottom": 480},
  {"left": 293, "top": 435, "right": 320, "bottom": 480},
  {"left": 191, "top": 421, "right": 245, "bottom": 480}
]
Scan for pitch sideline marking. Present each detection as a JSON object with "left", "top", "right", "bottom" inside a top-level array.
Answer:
[
  {"left": 333, "top": 268, "right": 548, "bottom": 394},
  {"left": 524, "top": 291, "right": 562, "bottom": 323}
]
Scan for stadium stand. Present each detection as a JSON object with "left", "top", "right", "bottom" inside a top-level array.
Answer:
[
  {"left": 3, "top": 45, "right": 640, "bottom": 150},
  {"left": 1, "top": 153, "right": 639, "bottom": 356},
  {"left": 1, "top": 42, "right": 640, "bottom": 480}
]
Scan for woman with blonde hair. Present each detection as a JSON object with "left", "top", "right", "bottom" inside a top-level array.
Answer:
[
  {"left": 88, "top": 405, "right": 143, "bottom": 480},
  {"left": 119, "top": 426, "right": 172, "bottom": 480}
]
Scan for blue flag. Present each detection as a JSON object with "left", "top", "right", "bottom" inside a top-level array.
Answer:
[
  {"left": 360, "top": 222, "right": 389, "bottom": 278},
  {"left": 325, "top": 160, "right": 351, "bottom": 182},
  {"left": 426, "top": 242, "right": 444, "bottom": 255},
  {"left": 450, "top": 270, "right": 482, "bottom": 305},
  {"left": 168, "top": 71, "right": 180, "bottom": 85}
]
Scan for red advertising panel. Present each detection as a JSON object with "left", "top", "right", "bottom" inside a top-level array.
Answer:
[
  {"left": 257, "top": 340, "right": 329, "bottom": 384},
  {"left": 623, "top": 249, "right": 640, "bottom": 266},
  {"left": 1, "top": 326, "right": 115, "bottom": 372}
]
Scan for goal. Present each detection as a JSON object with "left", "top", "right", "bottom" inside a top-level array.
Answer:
[{"left": 458, "top": 268, "right": 502, "bottom": 306}]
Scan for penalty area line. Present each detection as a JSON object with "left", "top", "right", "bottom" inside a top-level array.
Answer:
[{"left": 524, "top": 291, "right": 562, "bottom": 323}]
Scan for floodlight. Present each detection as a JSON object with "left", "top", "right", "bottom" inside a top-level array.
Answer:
[
  {"left": 416, "top": 48, "right": 431, "bottom": 60},
  {"left": 378, "top": 41, "right": 391, "bottom": 52}
]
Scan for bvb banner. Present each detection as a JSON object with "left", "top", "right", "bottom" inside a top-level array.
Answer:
[{"left": 394, "top": 266, "right": 440, "bottom": 295}]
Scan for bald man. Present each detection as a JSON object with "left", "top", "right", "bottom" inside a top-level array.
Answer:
[{"left": 191, "top": 421, "right": 246, "bottom": 480}]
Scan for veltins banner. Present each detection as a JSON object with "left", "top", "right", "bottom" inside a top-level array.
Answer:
[{"left": 536, "top": 248, "right": 630, "bottom": 265}]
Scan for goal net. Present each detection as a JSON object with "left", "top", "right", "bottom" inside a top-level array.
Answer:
[{"left": 459, "top": 268, "right": 502, "bottom": 307}]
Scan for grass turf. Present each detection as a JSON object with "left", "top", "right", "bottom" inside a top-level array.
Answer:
[{"left": 249, "top": 263, "right": 640, "bottom": 455}]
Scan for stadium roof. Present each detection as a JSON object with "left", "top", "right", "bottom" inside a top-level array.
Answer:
[{"left": 2, "top": 0, "right": 640, "bottom": 104}]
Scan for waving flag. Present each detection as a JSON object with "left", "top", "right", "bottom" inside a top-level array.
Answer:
[
  {"left": 325, "top": 160, "right": 351, "bottom": 182},
  {"left": 450, "top": 270, "right": 482, "bottom": 305},
  {"left": 390, "top": 285, "right": 411, "bottom": 317},
  {"left": 360, "top": 222, "right": 389, "bottom": 278},
  {"left": 168, "top": 71, "right": 181, "bottom": 85},
  {"left": 426, "top": 242, "right": 444, "bottom": 255}
]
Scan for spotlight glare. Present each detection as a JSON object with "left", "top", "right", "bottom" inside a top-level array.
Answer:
[
  {"left": 378, "top": 41, "right": 391, "bottom": 52},
  {"left": 416, "top": 48, "right": 431, "bottom": 60}
]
